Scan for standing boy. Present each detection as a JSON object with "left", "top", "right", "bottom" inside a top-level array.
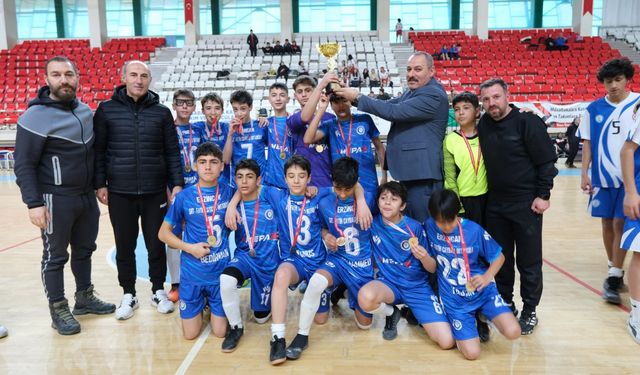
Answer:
[
  {"left": 201, "top": 92, "right": 231, "bottom": 185},
  {"left": 264, "top": 83, "right": 294, "bottom": 189}
]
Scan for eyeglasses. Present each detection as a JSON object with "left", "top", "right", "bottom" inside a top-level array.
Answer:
[{"left": 174, "top": 99, "right": 195, "bottom": 107}]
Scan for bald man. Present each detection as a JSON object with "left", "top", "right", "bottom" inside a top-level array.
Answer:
[{"left": 94, "top": 60, "right": 183, "bottom": 320}]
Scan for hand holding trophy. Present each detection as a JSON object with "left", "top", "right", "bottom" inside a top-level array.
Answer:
[{"left": 317, "top": 42, "right": 342, "bottom": 94}]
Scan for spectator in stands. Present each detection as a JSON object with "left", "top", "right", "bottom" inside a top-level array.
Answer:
[
  {"left": 283, "top": 39, "right": 292, "bottom": 54},
  {"left": 369, "top": 67, "right": 379, "bottom": 87},
  {"left": 368, "top": 89, "right": 376, "bottom": 98},
  {"left": 298, "top": 60, "right": 308, "bottom": 75},
  {"left": 334, "top": 52, "right": 449, "bottom": 222},
  {"left": 276, "top": 62, "right": 290, "bottom": 83},
  {"left": 14, "top": 56, "right": 116, "bottom": 335},
  {"left": 565, "top": 116, "right": 580, "bottom": 168},
  {"left": 477, "top": 78, "right": 558, "bottom": 336},
  {"left": 396, "top": 18, "right": 403, "bottom": 43},
  {"left": 247, "top": 29, "right": 259, "bottom": 57},
  {"left": 544, "top": 34, "right": 555, "bottom": 51},
  {"left": 350, "top": 67, "right": 362, "bottom": 87},
  {"left": 575, "top": 34, "right": 584, "bottom": 43},
  {"left": 377, "top": 87, "right": 391, "bottom": 100},
  {"left": 291, "top": 40, "right": 301, "bottom": 54},
  {"left": 554, "top": 34, "right": 569, "bottom": 51},
  {"left": 379, "top": 66, "right": 389, "bottom": 87},
  {"left": 262, "top": 42, "right": 273, "bottom": 55},
  {"left": 362, "top": 67, "right": 370, "bottom": 86},
  {"left": 273, "top": 41, "right": 284, "bottom": 55},
  {"left": 94, "top": 60, "right": 183, "bottom": 321},
  {"left": 448, "top": 43, "right": 460, "bottom": 60},
  {"left": 439, "top": 45, "right": 449, "bottom": 60}
]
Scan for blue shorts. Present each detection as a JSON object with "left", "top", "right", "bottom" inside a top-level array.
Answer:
[
  {"left": 227, "top": 252, "right": 278, "bottom": 313},
  {"left": 589, "top": 187, "right": 624, "bottom": 218},
  {"left": 319, "top": 255, "right": 374, "bottom": 317},
  {"left": 282, "top": 257, "right": 330, "bottom": 313},
  {"left": 378, "top": 277, "right": 447, "bottom": 324},
  {"left": 444, "top": 283, "right": 512, "bottom": 341},
  {"left": 179, "top": 282, "right": 224, "bottom": 319},
  {"left": 621, "top": 218, "right": 640, "bottom": 253}
]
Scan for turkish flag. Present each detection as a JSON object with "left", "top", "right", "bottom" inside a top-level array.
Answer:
[
  {"left": 583, "top": 0, "right": 593, "bottom": 15},
  {"left": 185, "top": 0, "right": 194, "bottom": 24}
]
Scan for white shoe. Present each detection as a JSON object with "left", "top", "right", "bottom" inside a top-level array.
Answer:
[
  {"left": 0, "top": 325, "right": 8, "bottom": 338},
  {"left": 151, "top": 290, "right": 175, "bottom": 314},
  {"left": 629, "top": 317, "right": 640, "bottom": 345},
  {"left": 115, "top": 294, "right": 139, "bottom": 320}
]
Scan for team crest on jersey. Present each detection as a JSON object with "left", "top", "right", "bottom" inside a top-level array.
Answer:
[
  {"left": 356, "top": 125, "right": 366, "bottom": 135},
  {"left": 373, "top": 235, "right": 381, "bottom": 245},
  {"left": 452, "top": 319, "right": 462, "bottom": 330},
  {"left": 595, "top": 114, "right": 604, "bottom": 123},
  {"left": 591, "top": 198, "right": 601, "bottom": 208},
  {"left": 400, "top": 240, "right": 410, "bottom": 251},
  {"left": 179, "top": 300, "right": 186, "bottom": 311},
  {"left": 265, "top": 209, "right": 274, "bottom": 220}
]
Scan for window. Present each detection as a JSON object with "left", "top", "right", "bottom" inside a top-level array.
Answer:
[
  {"left": 106, "top": 0, "right": 135, "bottom": 37},
  {"left": 220, "top": 0, "right": 280, "bottom": 35},
  {"left": 64, "top": 0, "right": 90, "bottom": 38},
  {"left": 298, "top": 0, "right": 369, "bottom": 33},
  {"left": 389, "top": 0, "right": 450, "bottom": 40},
  {"left": 16, "top": 0, "right": 58, "bottom": 39},
  {"left": 488, "top": 0, "right": 533, "bottom": 29},
  {"left": 141, "top": 0, "right": 184, "bottom": 36}
]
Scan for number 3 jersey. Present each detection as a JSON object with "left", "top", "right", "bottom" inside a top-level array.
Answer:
[
  {"left": 578, "top": 92, "right": 640, "bottom": 188},
  {"left": 424, "top": 217, "right": 502, "bottom": 306},
  {"left": 164, "top": 183, "right": 234, "bottom": 285}
]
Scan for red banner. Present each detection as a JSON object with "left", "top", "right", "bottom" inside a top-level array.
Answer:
[
  {"left": 185, "top": 0, "right": 194, "bottom": 24},
  {"left": 583, "top": 0, "right": 593, "bottom": 15}
]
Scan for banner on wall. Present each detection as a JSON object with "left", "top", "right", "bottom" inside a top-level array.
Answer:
[{"left": 515, "top": 101, "right": 590, "bottom": 128}]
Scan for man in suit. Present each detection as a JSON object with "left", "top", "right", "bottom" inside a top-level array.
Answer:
[{"left": 334, "top": 52, "right": 449, "bottom": 221}]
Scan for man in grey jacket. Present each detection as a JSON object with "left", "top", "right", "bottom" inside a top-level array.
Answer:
[
  {"left": 335, "top": 52, "right": 449, "bottom": 222},
  {"left": 14, "top": 56, "right": 115, "bottom": 336}
]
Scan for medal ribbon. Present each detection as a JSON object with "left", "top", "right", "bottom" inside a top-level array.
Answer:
[
  {"left": 383, "top": 217, "right": 415, "bottom": 238},
  {"left": 196, "top": 184, "right": 220, "bottom": 241},
  {"left": 177, "top": 124, "right": 193, "bottom": 171},
  {"left": 443, "top": 220, "right": 471, "bottom": 284},
  {"left": 240, "top": 194, "right": 260, "bottom": 253},
  {"left": 459, "top": 131, "right": 482, "bottom": 177},
  {"left": 208, "top": 117, "right": 219, "bottom": 139},
  {"left": 287, "top": 196, "right": 308, "bottom": 248},
  {"left": 337, "top": 117, "right": 353, "bottom": 157},
  {"left": 272, "top": 116, "right": 289, "bottom": 154}
]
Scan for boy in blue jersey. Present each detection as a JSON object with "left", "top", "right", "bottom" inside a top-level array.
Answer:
[
  {"left": 158, "top": 143, "right": 234, "bottom": 340},
  {"left": 285, "top": 157, "right": 375, "bottom": 361},
  {"left": 201, "top": 93, "right": 231, "bottom": 185},
  {"left": 222, "top": 90, "right": 268, "bottom": 185},
  {"left": 578, "top": 58, "right": 640, "bottom": 304},
  {"left": 424, "top": 189, "right": 520, "bottom": 359},
  {"left": 264, "top": 83, "right": 294, "bottom": 189},
  {"left": 304, "top": 93, "right": 387, "bottom": 197},
  {"left": 618, "top": 103, "right": 640, "bottom": 344},
  {"left": 358, "top": 182, "right": 454, "bottom": 348}
]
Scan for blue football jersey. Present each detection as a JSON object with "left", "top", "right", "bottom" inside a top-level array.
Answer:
[
  {"left": 424, "top": 217, "right": 502, "bottom": 307},
  {"left": 164, "top": 183, "right": 234, "bottom": 284},
  {"left": 230, "top": 120, "right": 268, "bottom": 184},
  {"left": 322, "top": 114, "right": 381, "bottom": 195},
  {"left": 370, "top": 214, "right": 429, "bottom": 288},
  {"left": 201, "top": 120, "right": 231, "bottom": 186},
  {"left": 625, "top": 109, "right": 640, "bottom": 186},
  {"left": 234, "top": 188, "right": 281, "bottom": 268},
  {"left": 263, "top": 186, "right": 328, "bottom": 269},
  {"left": 264, "top": 116, "right": 293, "bottom": 189},
  {"left": 578, "top": 92, "right": 640, "bottom": 188},
  {"left": 175, "top": 122, "right": 208, "bottom": 188}
]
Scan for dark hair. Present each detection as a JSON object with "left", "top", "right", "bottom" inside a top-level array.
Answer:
[
  {"left": 45, "top": 56, "right": 78, "bottom": 75},
  {"left": 195, "top": 142, "right": 223, "bottom": 161},
  {"left": 329, "top": 94, "right": 349, "bottom": 103},
  {"left": 452, "top": 91, "right": 480, "bottom": 108},
  {"left": 284, "top": 154, "right": 311, "bottom": 176},
  {"left": 377, "top": 181, "right": 407, "bottom": 205},
  {"left": 293, "top": 75, "right": 317, "bottom": 90},
  {"left": 235, "top": 158, "right": 261, "bottom": 177},
  {"left": 479, "top": 78, "right": 508, "bottom": 93},
  {"left": 200, "top": 92, "right": 224, "bottom": 110},
  {"left": 173, "top": 88, "right": 195, "bottom": 101},
  {"left": 230, "top": 90, "right": 253, "bottom": 106},
  {"left": 331, "top": 157, "right": 359, "bottom": 188},
  {"left": 428, "top": 189, "right": 461, "bottom": 222},
  {"left": 269, "top": 82, "right": 289, "bottom": 93},
  {"left": 597, "top": 58, "right": 634, "bottom": 82}
]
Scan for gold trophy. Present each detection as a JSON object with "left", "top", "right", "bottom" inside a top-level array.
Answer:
[{"left": 317, "top": 42, "right": 342, "bottom": 93}]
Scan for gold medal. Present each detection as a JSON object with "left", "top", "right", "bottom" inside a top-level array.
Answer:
[
  {"left": 207, "top": 235, "right": 216, "bottom": 247},
  {"left": 336, "top": 237, "right": 346, "bottom": 247},
  {"left": 466, "top": 281, "right": 475, "bottom": 293},
  {"left": 279, "top": 151, "right": 286, "bottom": 159},
  {"left": 315, "top": 144, "right": 324, "bottom": 153},
  {"left": 408, "top": 237, "right": 419, "bottom": 246}
]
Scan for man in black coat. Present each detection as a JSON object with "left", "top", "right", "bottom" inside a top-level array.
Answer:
[
  {"left": 247, "top": 29, "right": 259, "bottom": 57},
  {"left": 94, "top": 60, "right": 183, "bottom": 320},
  {"left": 565, "top": 116, "right": 580, "bottom": 168}
]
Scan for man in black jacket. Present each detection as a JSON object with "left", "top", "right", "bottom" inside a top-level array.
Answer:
[
  {"left": 94, "top": 60, "right": 183, "bottom": 320},
  {"left": 14, "top": 56, "right": 115, "bottom": 335},
  {"left": 247, "top": 29, "right": 259, "bottom": 57},
  {"left": 478, "top": 78, "right": 558, "bottom": 336}
]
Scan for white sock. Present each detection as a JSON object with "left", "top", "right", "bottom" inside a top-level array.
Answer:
[
  {"left": 367, "top": 303, "right": 394, "bottom": 317},
  {"left": 631, "top": 298, "right": 640, "bottom": 322},
  {"left": 271, "top": 323, "right": 286, "bottom": 339},
  {"left": 220, "top": 274, "right": 243, "bottom": 328},
  {"left": 608, "top": 260, "right": 614, "bottom": 268},
  {"left": 166, "top": 246, "right": 181, "bottom": 283},
  {"left": 298, "top": 274, "right": 329, "bottom": 336},
  {"left": 608, "top": 267, "right": 624, "bottom": 278}
]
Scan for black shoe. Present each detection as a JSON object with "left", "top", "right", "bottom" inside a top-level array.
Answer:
[
  {"left": 519, "top": 310, "right": 538, "bottom": 335},
  {"left": 476, "top": 311, "right": 490, "bottom": 343},
  {"left": 330, "top": 284, "right": 347, "bottom": 305},
  {"left": 602, "top": 276, "right": 622, "bottom": 304},
  {"left": 50, "top": 299, "right": 81, "bottom": 335},
  {"left": 73, "top": 285, "right": 116, "bottom": 315},
  {"left": 222, "top": 325, "right": 244, "bottom": 353},
  {"left": 400, "top": 306, "right": 419, "bottom": 326},
  {"left": 270, "top": 335, "right": 287, "bottom": 365},
  {"left": 603, "top": 271, "right": 627, "bottom": 292},
  {"left": 382, "top": 306, "right": 401, "bottom": 340},
  {"left": 285, "top": 333, "right": 309, "bottom": 360}
]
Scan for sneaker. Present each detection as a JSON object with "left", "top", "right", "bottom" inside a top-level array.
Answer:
[
  {"left": 168, "top": 284, "right": 180, "bottom": 303},
  {"left": 476, "top": 311, "right": 490, "bottom": 343},
  {"left": 0, "top": 325, "right": 8, "bottom": 338},
  {"left": 400, "top": 306, "right": 419, "bottom": 326},
  {"left": 49, "top": 299, "right": 81, "bottom": 335},
  {"left": 270, "top": 335, "right": 287, "bottom": 365},
  {"left": 151, "top": 290, "right": 175, "bottom": 314},
  {"left": 602, "top": 272, "right": 627, "bottom": 292},
  {"left": 285, "top": 334, "right": 309, "bottom": 360},
  {"left": 115, "top": 293, "right": 139, "bottom": 320},
  {"left": 253, "top": 311, "right": 272, "bottom": 324},
  {"left": 222, "top": 325, "right": 244, "bottom": 353},
  {"left": 330, "top": 284, "right": 347, "bottom": 305},
  {"left": 298, "top": 280, "right": 308, "bottom": 294},
  {"left": 382, "top": 306, "right": 401, "bottom": 340},
  {"left": 73, "top": 285, "right": 116, "bottom": 315},
  {"left": 628, "top": 317, "right": 640, "bottom": 345},
  {"left": 602, "top": 276, "right": 622, "bottom": 304},
  {"left": 519, "top": 310, "right": 538, "bottom": 335}
]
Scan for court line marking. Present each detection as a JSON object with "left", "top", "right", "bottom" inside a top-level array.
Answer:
[{"left": 175, "top": 325, "right": 212, "bottom": 375}]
